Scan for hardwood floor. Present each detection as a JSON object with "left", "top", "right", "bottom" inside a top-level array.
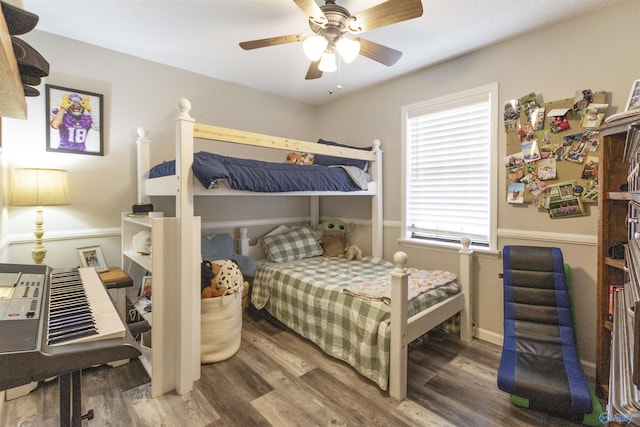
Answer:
[{"left": 0, "top": 309, "right": 594, "bottom": 426}]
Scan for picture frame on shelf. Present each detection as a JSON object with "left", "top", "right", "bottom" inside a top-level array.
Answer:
[
  {"left": 625, "top": 79, "right": 640, "bottom": 112},
  {"left": 77, "top": 245, "right": 108, "bottom": 272},
  {"left": 140, "top": 275, "right": 152, "bottom": 298},
  {"left": 45, "top": 84, "right": 104, "bottom": 156}
]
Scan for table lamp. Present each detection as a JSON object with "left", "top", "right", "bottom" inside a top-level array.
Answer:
[{"left": 9, "top": 168, "right": 70, "bottom": 264}]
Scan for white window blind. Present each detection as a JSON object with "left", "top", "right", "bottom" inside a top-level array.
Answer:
[{"left": 403, "top": 84, "right": 497, "bottom": 248}]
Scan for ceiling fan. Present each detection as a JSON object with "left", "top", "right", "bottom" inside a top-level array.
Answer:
[{"left": 239, "top": 0, "right": 424, "bottom": 80}]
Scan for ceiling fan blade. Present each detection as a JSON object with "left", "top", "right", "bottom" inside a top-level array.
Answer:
[
  {"left": 349, "top": 0, "right": 423, "bottom": 33},
  {"left": 358, "top": 38, "right": 402, "bottom": 66},
  {"left": 293, "top": 0, "right": 327, "bottom": 25},
  {"left": 240, "top": 34, "right": 307, "bottom": 50},
  {"left": 305, "top": 60, "right": 323, "bottom": 80}
]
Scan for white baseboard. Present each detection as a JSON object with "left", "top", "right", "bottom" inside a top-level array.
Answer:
[{"left": 475, "top": 327, "right": 502, "bottom": 346}]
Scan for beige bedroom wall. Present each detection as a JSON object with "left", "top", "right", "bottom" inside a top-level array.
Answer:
[
  {"left": 316, "top": 0, "right": 639, "bottom": 367},
  {"left": 0, "top": 31, "right": 318, "bottom": 266}
]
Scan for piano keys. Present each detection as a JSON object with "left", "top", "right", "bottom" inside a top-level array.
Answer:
[
  {"left": 47, "top": 267, "right": 127, "bottom": 346},
  {"left": 0, "top": 263, "right": 140, "bottom": 391}
]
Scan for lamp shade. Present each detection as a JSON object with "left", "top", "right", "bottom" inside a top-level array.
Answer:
[
  {"left": 10, "top": 168, "right": 70, "bottom": 206},
  {"left": 303, "top": 35, "right": 327, "bottom": 62},
  {"left": 336, "top": 38, "right": 360, "bottom": 63},
  {"left": 318, "top": 52, "right": 337, "bottom": 73}
]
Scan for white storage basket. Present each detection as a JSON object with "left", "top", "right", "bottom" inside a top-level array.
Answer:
[{"left": 200, "top": 289, "right": 242, "bottom": 363}]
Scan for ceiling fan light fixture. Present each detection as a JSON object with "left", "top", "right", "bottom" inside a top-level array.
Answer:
[
  {"left": 336, "top": 37, "right": 360, "bottom": 63},
  {"left": 303, "top": 35, "right": 327, "bottom": 61},
  {"left": 318, "top": 51, "right": 337, "bottom": 73}
]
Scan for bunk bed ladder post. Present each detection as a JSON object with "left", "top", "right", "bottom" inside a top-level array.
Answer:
[
  {"left": 371, "top": 140, "right": 383, "bottom": 258},
  {"left": 389, "top": 251, "right": 410, "bottom": 400},
  {"left": 175, "top": 98, "right": 199, "bottom": 394},
  {"left": 458, "top": 237, "right": 474, "bottom": 343},
  {"left": 136, "top": 127, "right": 151, "bottom": 205}
]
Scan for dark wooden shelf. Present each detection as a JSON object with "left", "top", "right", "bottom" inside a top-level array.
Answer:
[
  {"left": 605, "top": 257, "right": 626, "bottom": 270},
  {"left": 607, "top": 191, "right": 632, "bottom": 201},
  {"left": 597, "top": 119, "right": 631, "bottom": 398}
]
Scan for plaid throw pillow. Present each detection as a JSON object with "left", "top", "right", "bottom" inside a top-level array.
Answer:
[{"left": 261, "top": 226, "right": 323, "bottom": 263}]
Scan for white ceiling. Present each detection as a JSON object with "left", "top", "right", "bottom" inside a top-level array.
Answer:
[{"left": 23, "top": 0, "right": 627, "bottom": 106}]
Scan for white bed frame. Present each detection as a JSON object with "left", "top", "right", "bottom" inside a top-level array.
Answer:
[{"left": 135, "top": 98, "right": 474, "bottom": 400}]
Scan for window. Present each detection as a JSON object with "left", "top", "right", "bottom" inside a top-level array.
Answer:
[{"left": 401, "top": 83, "right": 498, "bottom": 251}]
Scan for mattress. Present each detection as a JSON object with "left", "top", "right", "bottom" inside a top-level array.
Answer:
[
  {"left": 148, "top": 151, "right": 369, "bottom": 192},
  {"left": 251, "top": 256, "right": 461, "bottom": 390}
]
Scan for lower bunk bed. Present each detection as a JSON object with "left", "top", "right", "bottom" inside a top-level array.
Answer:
[{"left": 241, "top": 228, "right": 474, "bottom": 400}]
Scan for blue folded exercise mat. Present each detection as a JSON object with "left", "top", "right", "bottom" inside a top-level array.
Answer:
[{"left": 497, "top": 246, "right": 601, "bottom": 425}]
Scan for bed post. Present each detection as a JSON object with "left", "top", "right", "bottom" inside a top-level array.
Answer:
[
  {"left": 238, "top": 227, "right": 250, "bottom": 256},
  {"left": 175, "top": 98, "right": 199, "bottom": 394},
  {"left": 459, "top": 236, "right": 474, "bottom": 343},
  {"left": 389, "top": 251, "right": 410, "bottom": 400},
  {"left": 136, "top": 127, "right": 151, "bottom": 205},
  {"left": 371, "top": 139, "right": 383, "bottom": 258}
]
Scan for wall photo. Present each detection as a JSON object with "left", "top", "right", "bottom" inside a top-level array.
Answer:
[{"left": 45, "top": 84, "right": 104, "bottom": 155}]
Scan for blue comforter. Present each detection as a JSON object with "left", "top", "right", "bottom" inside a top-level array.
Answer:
[{"left": 149, "top": 151, "right": 367, "bottom": 192}]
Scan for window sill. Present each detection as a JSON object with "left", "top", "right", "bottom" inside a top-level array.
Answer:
[{"left": 398, "top": 238, "right": 500, "bottom": 257}]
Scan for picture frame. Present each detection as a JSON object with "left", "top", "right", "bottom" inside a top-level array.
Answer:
[
  {"left": 140, "top": 275, "right": 152, "bottom": 298},
  {"left": 625, "top": 79, "right": 640, "bottom": 112},
  {"left": 77, "top": 245, "right": 108, "bottom": 272},
  {"left": 45, "top": 84, "right": 104, "bottom": 155}
]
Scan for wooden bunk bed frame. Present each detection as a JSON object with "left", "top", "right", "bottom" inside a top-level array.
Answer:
[{"left": 135, "top": 98, "right": 474, "bottom": 400}]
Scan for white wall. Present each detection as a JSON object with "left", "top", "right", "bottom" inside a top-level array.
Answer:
[{"left": 316, "top": 0, "right": 640, "bottom": 367}]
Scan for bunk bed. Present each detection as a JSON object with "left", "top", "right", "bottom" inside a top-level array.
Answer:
[{"left": 134, "top": 98, "right": 474, "bottom": 400}]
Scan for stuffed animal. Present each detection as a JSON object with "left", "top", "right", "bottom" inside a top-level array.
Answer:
[
  {"left": 287, "top": 152, "right": 314, "bottom": 165},
  {"left": 201, "top": 261, "right": 226, "bottom": 298},
  {"left": 344, "top": 244, "right": 363, "bottom": 261},
  {"left": 317, "top": 218, "right": 355, "bottom": 257},
  {"left": 214, "top": 259, "right": 243, "bottom": 292},
  {"left": 201, "top": 259, "right": 244, "bottom": 299}
]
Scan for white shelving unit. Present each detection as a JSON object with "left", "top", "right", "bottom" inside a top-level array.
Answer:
[{"left": 121, "top": 213, "right": 200, "bottom": 397}]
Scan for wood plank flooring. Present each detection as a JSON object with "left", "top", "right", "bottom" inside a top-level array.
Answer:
[{"left": 0, "top": 309, "right": 596, "bottom": 426}]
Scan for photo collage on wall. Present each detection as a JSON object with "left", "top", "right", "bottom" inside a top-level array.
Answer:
[{"left": 504, "top": 90, "right": 608, "bottom": 218}]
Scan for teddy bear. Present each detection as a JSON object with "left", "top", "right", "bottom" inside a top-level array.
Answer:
[
  {"left": 344, "top": 244, "right": 362, "bottom": 261},
  {"left": 286, "top": 152, "right": 314, "bottom": 165},
  {"left": 201, "top": 261, "right": 226, "bottom": 299},
  {"left": 317, "top": 218, "right": 362, "bottom": 259}
]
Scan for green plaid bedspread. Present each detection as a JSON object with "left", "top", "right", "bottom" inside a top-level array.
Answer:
[{"left": 251, "top": 256, "right": 461, "bottom": 390}]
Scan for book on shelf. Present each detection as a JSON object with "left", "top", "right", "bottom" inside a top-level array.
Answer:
[
  {"left": 127, "top": 211, "right": 164, "bottom": 218},
  {"left": 609, "top": 284, "right": 625, "bottom": 321},
  {"left": 98, "top": 267, "right": 134, "bottom": 289},
  {"left": 623, "top": 121, "right": 640, "bottom": 163},
  {"left": 127, "top": 212, "right": 149, "bottom": 218}
]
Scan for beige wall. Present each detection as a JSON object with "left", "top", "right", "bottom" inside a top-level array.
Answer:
[
  {"left": 1, "top": 1, "right": 638, "bottom": 371},
  {"left": 1, "top": 31, "right": 317, "bottom": 266},
  {"left": 316, "top": 0, "right": 640, "bottom": 367}
]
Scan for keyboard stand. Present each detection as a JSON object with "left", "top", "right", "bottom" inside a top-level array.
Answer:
[{"left": 59, "top": 370, "right": 94, "bottom": 427}]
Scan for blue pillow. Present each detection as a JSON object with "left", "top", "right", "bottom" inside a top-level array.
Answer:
[
  {"left": 313, "top": 139, "right": 372, "bottom": 170},
  {"left": 201, "top": 233, "right": 258, "bottom": 277}
]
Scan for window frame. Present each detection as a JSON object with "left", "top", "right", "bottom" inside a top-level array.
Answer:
[{"left": 400, "top": 82, "right": 499, "bottom": 252}]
